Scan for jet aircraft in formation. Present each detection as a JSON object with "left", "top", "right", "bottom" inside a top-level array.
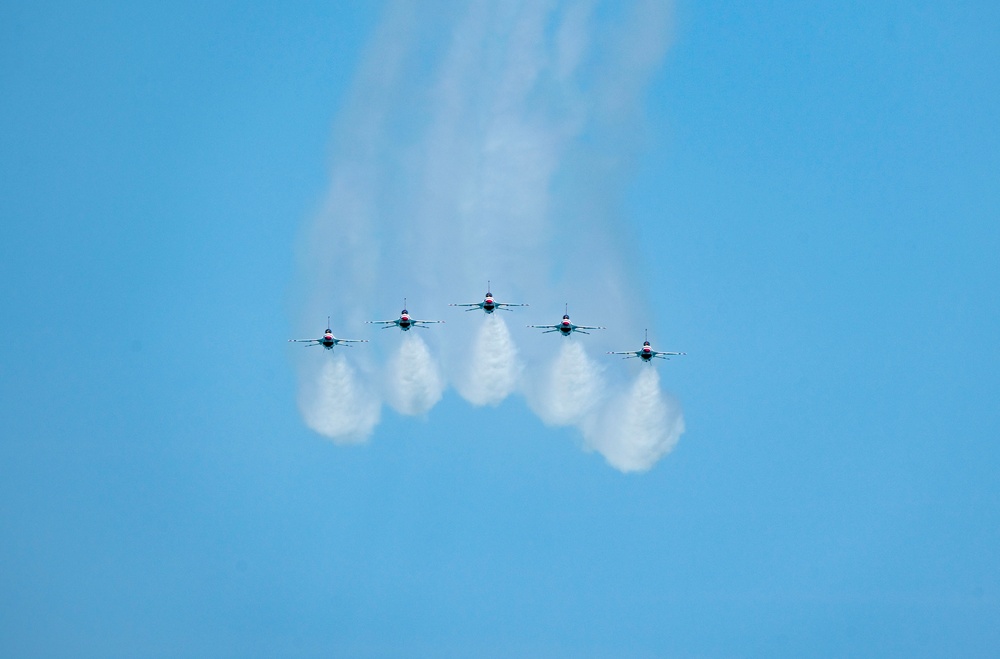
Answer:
[
  {"left": 607, "top": 329, "right": 685, "bottom": 362},
  {"left": 288, "top": 287, "right": 684, "bottom": 366},
  {"left": 366, "top": 299, "right": 445, "bottom": 331},
  {"left": 527, "top": 304, "right": 606, "bottom": 336},
  {"left": 287, "top": 317, "right": 368, "bottom": 350},
  {"left": 449, "top": 282, "right": 528, "bottom": 314}
]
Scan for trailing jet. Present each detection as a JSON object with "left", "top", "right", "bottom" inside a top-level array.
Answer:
[
  {"left": 528, "top": 304, "right": 605, "bottom": 336},
  {"left": 449, "top": 281, "right": 527, "bottom": 314},
  {"left": 367, "top": 299, "right": 444, "bottom": 331},
  {"left": 607, "top": 330, "right": 685, "bottom": 362},
  {"left": 288, "top": 317, "right": 368, "bottom": 350}
]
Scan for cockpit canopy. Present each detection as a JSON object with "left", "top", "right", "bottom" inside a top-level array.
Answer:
[
  {"left": 563, "top": 314, "right": 570, "bottom": 320},
  {"left": 401, "top": 309, "right": 408, "bottom": 315}
]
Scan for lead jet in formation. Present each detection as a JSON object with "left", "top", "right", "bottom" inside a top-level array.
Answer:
[
  {"left": 528, "top": 304, "right": 605, "bottom": 336},
  {"left": 288, "top": 317, "right": 368, "bottom": 350},
  {"left": 367, "top": 299, "right": 444, "bottom": 331},
  {"left": 607, "top": 330, "right": 685, "bottom": 362},
  {"left": 449, "top": 282, "right": 528, "bottom": 314}
]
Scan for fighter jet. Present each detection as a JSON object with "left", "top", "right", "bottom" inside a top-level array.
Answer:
[
  {"left": 367, "top": 299, "right": 444, "bottom": 331},
  {"left": 607, "top": 330, "right": 685, "bottom": 362},
  {"left": 449, "top": 281, "right": 527, "bottom": 314},
  {"left": 528, "top": 304, "right": 605, "bottom": 336},
  {"left": 288, "top": 317, "right": 368, "bottom": 350}
]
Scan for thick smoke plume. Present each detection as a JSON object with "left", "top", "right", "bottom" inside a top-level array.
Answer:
[
  {"left": 291, "top": 0, "right": 685, "bottom": 471},
  {"left": 385, "top": 334, "right": 445, "bottom": 416},
  {"left": 583, "top": 368, "right": 685, "bottom": 472},
  {"left": 530, "top": 341, "right": 605, "bottom": 427},
  {"left": 457, "top": 315, "right": 522, "bottom": 407},
  {"left": 298, "top": 357, "right": 380, "bottom": 443}
]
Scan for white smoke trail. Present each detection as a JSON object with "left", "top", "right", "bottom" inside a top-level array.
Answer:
[
  {"left": 292, "top": 1, "right": 685, "bottom": 471},
  {"left": 584, "top": 367, "right": 685, "bottom": 472},
  {"left": 457, "top": 315, "right": 522, "bottom": 406},
  {"left": 298, "top": 357, "right": 380, "bottom": 443},
  {"left": 384, "top": 333, "right": 445, "bottom": 416},
  {"left": 529, "top": 341, "right": 606, "bottom": 427}
]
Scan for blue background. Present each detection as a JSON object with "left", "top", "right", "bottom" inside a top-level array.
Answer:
[{"left": 2, "top": 1, "right": 998, "bottom": 656}]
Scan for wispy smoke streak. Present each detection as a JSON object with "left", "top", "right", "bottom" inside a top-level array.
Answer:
[
  {"left": 292, "top": 1, "right": 685, "bottom": 471},
  {"left": 457, "top": 315, "right": 522, "bottom": 406}
]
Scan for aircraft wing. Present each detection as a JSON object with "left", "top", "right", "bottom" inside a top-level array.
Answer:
[
  {"left": 366, "top": 320, "right": 402, "bottom": 330},
  {"left": 449, "top": 302, "right": 482, "bottom": 308},
  {"left": 412, "top": 319, "right": 445, "bottom": 325},
  {"left": 607, "top": 350, "right": 639, "bottom": 356},
  {"left": 573, "top": 325, "right": 606, "bottom": 331},
  {"left": 336, "top": 338, "right": 369, "bottom": 344},
  {"left": 288, "top": 338, "right": 321, "bottom": 344},
  {"left": 528, "top": 324, "right": 564, "bottom": 334}
]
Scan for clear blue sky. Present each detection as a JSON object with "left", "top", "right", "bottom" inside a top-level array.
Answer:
[{"left": 2, "top": 1, "right": 998, "bottom": 657}]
